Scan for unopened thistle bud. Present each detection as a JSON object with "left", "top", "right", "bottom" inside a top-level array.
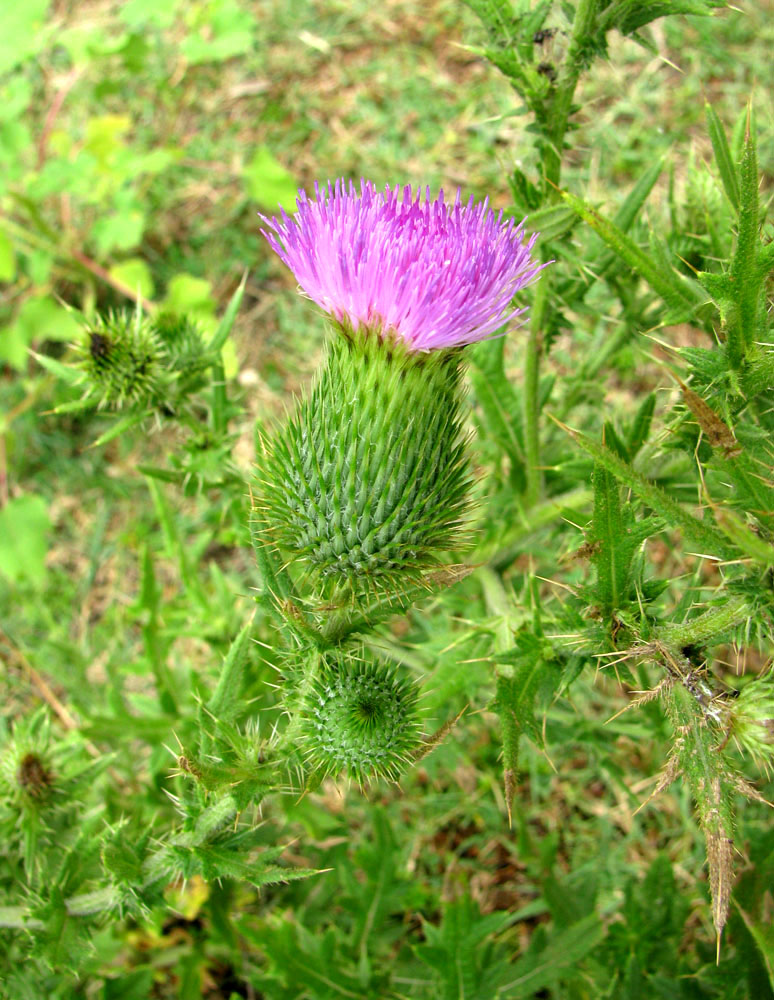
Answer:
[
  {"left": 300, "top": 656, "right": 421, "bottom": 783},
  {"left": 80, "top": 309, "right": 165, "bottom": 409},
  {"left": 257, "top": 180, "right": 544, "bottom": 599},
  {"left": 153, "top": 311, "right": 207, "bottom": 370}
]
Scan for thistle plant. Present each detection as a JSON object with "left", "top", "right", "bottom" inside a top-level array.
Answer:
[{"left": 7, "top": 1, "right": 774, "bottom": 994}]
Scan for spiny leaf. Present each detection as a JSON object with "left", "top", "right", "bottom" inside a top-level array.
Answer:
[
  {"left": 550, "top": 415, "right": 739, "bottom": 562},
  {"left": 500, "top": 913, "right": 606, "bottom": 998},
  {"left": 625, "top": 392, "right": 657, "bottom": 459},
  {"left": 727, "top": 113, "right": 762, "bottom": 366},
  {"left": 206, "top": 619, "right": 253, "bottom": 724},
  {"left": 415, "top": 894, "right": 515, "bottom": 1000},
  {"left": 470, "top": 335, "right": 525, "bottom": 477},
  {"left": 206, "top": 270, "right": 247, "bottom": 353},
  {"left": 493, "top": 632, "right": 559, "bottom": 817},
  {"left": 562, "top": 189, "right": 703, "bottom": 317},
  {"left": 666, "top": 684, "right": 735, "bottom": 945},
  {"left": 705, "top": 102, "right": 740, "bottom": 213}
]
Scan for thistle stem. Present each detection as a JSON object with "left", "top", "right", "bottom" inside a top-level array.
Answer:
[
  {"left": 523, "top": 269, "right": 550, "bottom": 506},
  {"left": 523, "top": 0, "right": 599, "bottom": 507}
]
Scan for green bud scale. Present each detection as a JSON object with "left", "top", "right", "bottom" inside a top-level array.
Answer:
[
  {"left": 255, "top": 327, "right": 471, "bottom": 600},
  {"left": 300, "top": 656, "right": 420, "bottom": 783}
]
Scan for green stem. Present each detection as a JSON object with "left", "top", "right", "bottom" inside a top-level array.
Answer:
[
  {"left": 211, "top": 359, "right": 228, "bottom": 437},
  {"left": 523, "top": 269, "right": 550, "bottom": 507},
  {"left": 523, "top": 0, "right": 598, "bottom": 507}
]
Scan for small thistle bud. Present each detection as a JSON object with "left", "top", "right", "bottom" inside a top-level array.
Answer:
[
  {"left": 152, "top": 311, "right": 206, "bottom": 366},
  {"left": 80, "top": 309, "right": 164, "bottom": 409},
  {"left": 300, "top": 657, "right": 421, "bottom": 783}
]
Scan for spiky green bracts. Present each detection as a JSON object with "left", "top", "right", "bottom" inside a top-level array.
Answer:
[
  {"left": 78, "top": 309, "right": 210, "bottom": 413},
  {"left": 299, "top": 656, "right": 421, "bottom": 783},
  {"left": 256, "top": 328, "right": 471, "bottom": 602},
  {"left": 81, "top": 310, "right": 165, "bottom": 409}
]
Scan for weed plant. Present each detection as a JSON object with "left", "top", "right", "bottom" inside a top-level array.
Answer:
[{"left": 1, "top": 1, "right": 774, "bottom": 997}]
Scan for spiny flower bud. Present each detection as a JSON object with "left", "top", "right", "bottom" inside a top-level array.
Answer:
[
  {"left": 152, "top": 311, "right": 206, "bottom": 367},
  {"left": 300, "top": 657, "right": 421, "bottom": 784},
  {"left": 257, "top": 330, "right": 470, "bottom": 598},
  {"left": 80, "top": 309, "right": 164, "bottom": 409}
]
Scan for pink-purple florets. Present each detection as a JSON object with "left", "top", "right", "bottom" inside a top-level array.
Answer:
[{"left": 260, "top": 179, "right": 545, "bottom": 351}]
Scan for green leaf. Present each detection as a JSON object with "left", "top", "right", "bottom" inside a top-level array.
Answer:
[
  {"left": 469, "top": 335, "right": 525, "bottom": 477},
  {"left": 667, "top": 684, "right": 735, "bottom": 941},
  {"left": 705, "top": 102, "right": 739, "bottom": 212},
  {"left": 30, "top": 350, "right": 83, "bottom": 385},
  {"left": 181, "top": 0, "right": 256, "bottom": 64},
  {"left": 591, "top": 465, "right": 632, "bottom": 619},
  {"left": 207, "top": 271, "right": 247, "bottom": 353},
  {"left": 207, "top": 619, "right": 252, "bottom": 723},
  {"left": 109, "top": 258, "right": 155, "bottom": 300},
  {"left": 103, "top": 970, "right": 155, "bottom": 1000},
  {"left": 119, "top": 0, "right": 180, "bottom": 28},
  {"left": 493, "top": 630, "right": 559, "bottom": 808},
  {"left": 244, "top": 146, "right": 299, "bottom": 211},
  {"left": 599, "top": 1, "right": 726, "bottom": 36},
  {"left": 92, "top": 205, "right": 146, "bottom": 255},
  {"left": 0, "top": 493, "right": 50, "bottom": 586},
  {"left": 727, "top": 115, "right": 762, "bottom": 366},
  {"left": 614, "top": 156, "right": 665, "bottom": 233},
  {"left": 91, "top": 410, "right": 150, "bottom": 448},
  {"left": 625, "top": 392, "right": 656, "bottom": 458},
  {"left": 521, "top": 203, "right": 578, "bottom": 242},
  {"left": 0, "top": 0, "right": 50, "bottom": 74},
  {"left": 415, "top": 895, "right": 515, "bottom": 1000},
  {"left": 83, "top": 113, "right": 131, "bottom": 165},
  {"left": 500, "top": 914, "right": 606, "bottom": 998},
  {"left": 145, "top": 476, "right": 207, "bottom": 606},
  {"left": 163, "top": 273, "right": 216, "bottom": 317},
  {"left": 0, "top": 296, "right": 82, "bottom": 370},
  {"left": 738, "top": 905, "right": 774, "bottom": 990},
  {"left": 553, "top": 417, "right": 738, "bottom": 561}
]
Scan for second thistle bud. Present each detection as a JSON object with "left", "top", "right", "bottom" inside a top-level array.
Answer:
[
  {"left": 299, "top": 654, "right": 421, "bottom": 783},
  {"left": 256, "top": 328, "right": 471, "bottom": 600}
]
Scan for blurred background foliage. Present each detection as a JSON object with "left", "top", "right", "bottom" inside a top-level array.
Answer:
[{"left": 2, "top": 0, "right": 774, "bottom": 997}]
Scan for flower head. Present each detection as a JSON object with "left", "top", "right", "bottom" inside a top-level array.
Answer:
[{"left": 261, "top": 179, "right": 544, "bottom": 350}]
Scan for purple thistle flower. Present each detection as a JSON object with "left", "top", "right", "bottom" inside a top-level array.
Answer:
[{"left": 260, "top": 179, "right": 546, "bottom": 351}]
